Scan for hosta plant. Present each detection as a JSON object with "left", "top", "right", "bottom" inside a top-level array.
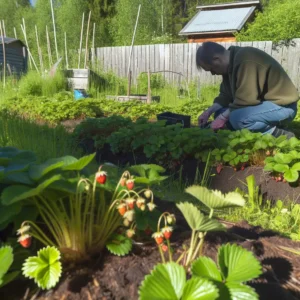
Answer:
[
  {"left": 22, "top": 246, "right": 62, "bottom": 290},
  {"left": 139, "top": 243, "right": 262, "bottom": 300}
]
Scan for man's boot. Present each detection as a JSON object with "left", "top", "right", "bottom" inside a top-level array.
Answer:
[{"left": 272, "top": 127, "right": 295, "bottom": 139}]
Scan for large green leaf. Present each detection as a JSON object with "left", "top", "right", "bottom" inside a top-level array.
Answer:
[
  {"left": 284, "top": 169, "right": 299, "bottom": 182},
  {"left": 22, "top": 246, "right": 62, "bottom": 290},
  {"left": 218, "top": 244, "right": 262, "bottom": 283},
  {"left": 48, "top": 179, "right": 79, "bottom": 194},
  {"left": 1, "top": 175, "right": 62, "bottom": 205},
  {"left": 139, "top": 262, "right": 186, "bottom": 300},
  {"left": 12, "top": 151, "right": 37, "bottom": 164},
  {"left": 185, "top": 186, "right": 245, "bottom": 209},
  {"left": 0, "top": 203, "right": 22, "bottom": 227},
  {"left": 0, "top": 246, "right": 14, "bottom": 286},
  {"left": 29, "top": 162, "right": 64, "bottom": 181},
  {"left": 191, "top": 257, "right": 222, "bottom": 282},
  {"left": 62, "top": 153, "right": 95, "bottom": 171},
  {"left": 4, "top": 172, "right": 34, "bottom": 185},
  {"left": 176, "top": 202, "right": 225, "bottom": 232},
  {"left": 106, "top": 234, "right": 132, "bottom": 256},
  {"left": 182, "top": 278, "right": 219, "bottom": 300},
  {"left": 226, "top": 282, "right": 259, "bottom": 300}
]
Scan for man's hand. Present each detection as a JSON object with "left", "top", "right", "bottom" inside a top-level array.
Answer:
[
  {"left": 198, "top": 110, "right": 211, "bottom": 127},
  {"left": 210, "top": 111, "right": 230, "bottom": 130}
]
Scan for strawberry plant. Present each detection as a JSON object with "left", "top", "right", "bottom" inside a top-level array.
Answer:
[
  {"left": 139, "top": 243, "right": 262, "bottom": 300},
  {"left": 264, "top": 152, "right": 300, "bottom": 182}
]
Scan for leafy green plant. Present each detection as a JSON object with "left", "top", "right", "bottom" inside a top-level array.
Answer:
[
  {"left": 192, "top": 243, "right": 262, "bottom": 299},
  {"left": 139, "top": 262, "right": 219, "bottom": 300},
  {"left": 139, "top": 243, "right": 262, "bottom": 300},
  {"left": 22, "top": 246, "right": 62, "bottom": 290},
  {"left": 151, "top": 186, "right": 245, "bottom": 268}
]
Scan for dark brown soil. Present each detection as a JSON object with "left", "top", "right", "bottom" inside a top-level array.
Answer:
[{"left": 2, "top": 221, "right": 298, "bottom": 300}]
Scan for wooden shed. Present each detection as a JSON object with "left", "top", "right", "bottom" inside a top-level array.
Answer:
[
  {"left": 0, "top": 37, "right": 28, "bottom": 77},
  {"left": 179, "top": 0, "right": 261, "bottom": 43}
]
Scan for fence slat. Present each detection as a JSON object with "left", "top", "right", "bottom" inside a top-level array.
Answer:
[{"left": 92, "top": 40, "right": 300, "bottom": 89}]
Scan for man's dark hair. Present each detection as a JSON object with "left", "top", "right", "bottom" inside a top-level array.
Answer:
[{"left": 196, "top": 42, "right": 226, "bottom": 68}]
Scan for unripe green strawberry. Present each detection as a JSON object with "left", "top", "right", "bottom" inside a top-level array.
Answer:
[
  {"left": 136, "top": 197, "right": 145, "bottom": 208},
  {"left": 167, "top": 214, "right": 176, "bottom": 225},
  {"left": 126, "top": 229, "right": 135, "bottom": 238},
  {"left": 144, "top": 189, "right": 152, "bottom": 199},
  {"left": 147, "top": 202, "right": 156, "bottom": 211}
]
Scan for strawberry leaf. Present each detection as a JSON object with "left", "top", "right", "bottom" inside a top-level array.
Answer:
[
  {"left": 185, "top": 186, "right": 245, "bottom": 209},
  {"left": 191, "top": 257, "right": 222, "bottom": 282},
  {"left": 176, "top": 202, "right": 225, "bottom": 232},
  {"left": 218, "top": 244, "right": 262, "bottom": 283},
  {"left": 106, "top": 234, "right": 132, "bottom": 256},
  {"left": 182, "top": 278, "right": 219, "bottom": 300},
  {"left": 139, "top": 262, "right": 186, "bottom": 300},
  {"left": 22, "top": 246, "right": 62, "bottom": 290}
]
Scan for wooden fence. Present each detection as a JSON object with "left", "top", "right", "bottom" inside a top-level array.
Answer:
[{"left": 91, "top": 39, "right": 300, "bottom": 89}]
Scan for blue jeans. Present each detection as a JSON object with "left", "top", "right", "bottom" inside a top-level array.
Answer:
[{"left": 214, "top": 101, "right": 297, "bottom": 134}]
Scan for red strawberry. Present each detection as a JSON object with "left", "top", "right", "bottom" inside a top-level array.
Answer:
[
  {"left": 96, "top": 171, "right": 107, "bottom": 184},
  {"left": 126, "top": 179, "right": 135, "bottom": 190},
  {"left": 161, "top": 244, "right": 168, "bottom": 252},
  {"left": 120, "top": 178, "right": 126, "bottom": 187},
  {"left": 18, "top": 234, "right": 31, "bottom": 248},
  {"left": 144, "top": 227, "right": 152, "bottom": 235},
  {"left": 216, "top": 164, "right": 223, "bottom": 174},
  {"left": 117, "top": 204, "right": 127, "bottom": 216},
  {"left": 152, "top": 232, "right": 164, "bottom": 245},
  {"left": 126, "top": 198, "right": 135, "bottom": 210},
  {"left": 241, "top": 166, "right": 245, "bottom": 171},
  {"left": 162, "top": 226, "right": 173, "bottom": 240},
  {"left": 283, "top": 179, "right": 287, "bottom": 183}
]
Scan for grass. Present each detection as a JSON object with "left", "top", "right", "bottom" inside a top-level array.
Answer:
[
  {"left": 217, "top": 175, "right": 300, "bottom": 241},
  {"left": 0, "top": 112, "right": 82, "bottom": 162}
]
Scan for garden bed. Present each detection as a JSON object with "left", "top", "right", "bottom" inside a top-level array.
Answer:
[{"left": 4, "top": 220, "right": 299, "bottom": 300}]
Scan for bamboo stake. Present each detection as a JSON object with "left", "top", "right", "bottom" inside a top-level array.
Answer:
[
  {"left": 84, "top": 11, "right": 92, "bottom": 69},
  {"left": 127, "top": 4, "right": 141, "bottom": 77},
  {"left": 91, "top": 22, "right": 96, "bottom": 66},
  {"left": 2, "top": 20, "right": 6, "bottom": 37},
  {"left": 92, "top": 22, "right": 95, "bottom": 49},
  {"left": 78, "top": 12, "right": 85, "bottom": 68},
  {"left": 20, "top": 24, "right": 39, "bottom": 73},
  {"left": 35, "top": 25, "right": 44, "bottom": 73},
  {"left": 14, "top": 27, "right": 17, "bottom": 39},
  {"left": 64, "top": 32, "right": 69, "bottom": 69},
  {"left": 0, "top": 22, "right": 6, "bottom": 87},
  {"left": 46, "top": 25, "right": 53, "bottom": 68},
  {"left": 49, "top": 0, "right": 59, "bottom": 61},
  {"left": 147, "top": 69, "right": 151, "bottom": 104},
  {"left": 21, "top": 19, "right": 32, "bottom": 69}
]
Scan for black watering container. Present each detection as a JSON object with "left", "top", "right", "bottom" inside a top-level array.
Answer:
[{"left": 157, "top": 112, "right": 191, "bottom": 128}]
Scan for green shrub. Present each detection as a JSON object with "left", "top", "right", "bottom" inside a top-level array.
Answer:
[{"left": 237, "top": 0, "right": 300, "bottom": 42}]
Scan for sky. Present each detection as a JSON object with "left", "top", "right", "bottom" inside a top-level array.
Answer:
[{"left": 30, "top": 0, "right": 37, "bottom": 5}]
